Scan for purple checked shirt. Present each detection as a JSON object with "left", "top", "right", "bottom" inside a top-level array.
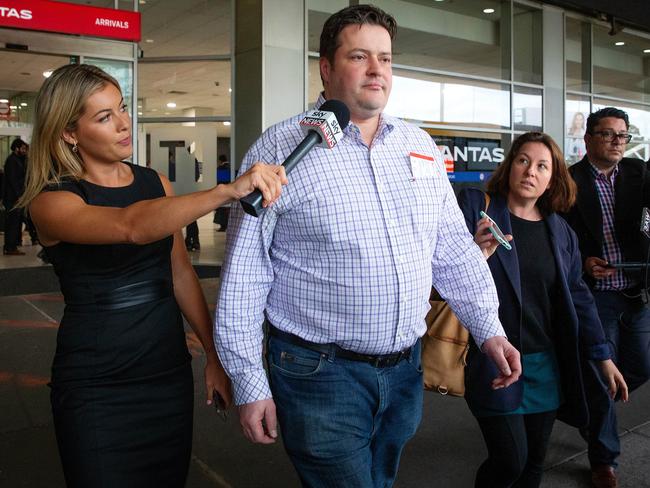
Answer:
[
  {"left": 215, "top": 95, "right": 506, "bottom": 405},
  {"left": 588, "top": 162, "right": 633, "bottom": 291}
]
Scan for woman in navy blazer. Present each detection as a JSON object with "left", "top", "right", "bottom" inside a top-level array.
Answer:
[{"left": 457, "top": 132, "right": 628, "bottom": 488}]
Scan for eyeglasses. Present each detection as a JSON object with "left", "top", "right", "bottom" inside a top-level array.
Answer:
[{"left": 592, "top": 130, "right": 632, "bottom": 143}]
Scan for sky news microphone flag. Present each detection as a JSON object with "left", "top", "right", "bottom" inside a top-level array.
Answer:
[{"left": 240, "top": 100, "right": 350, "bottom": 217}]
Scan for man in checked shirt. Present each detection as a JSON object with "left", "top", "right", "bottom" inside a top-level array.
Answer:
[
  {"left": 215, "top": 4, "right": 521, "bottom": 486},
  {"left": 564, "top": 107, "right": 650, "bottom": 488}
]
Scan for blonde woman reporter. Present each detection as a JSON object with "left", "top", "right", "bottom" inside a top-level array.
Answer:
[{"left": 18, "top": 64, "right": 286, "bottom": 488}]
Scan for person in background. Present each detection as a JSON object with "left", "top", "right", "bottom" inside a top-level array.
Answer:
[
  {"left": 563, "top": 107, "right": 650, "bottom": 488},
  {"left": 215, "top": 4, "right": 521, "bottom": 486},
  {"left": 566, "top": 111, "right": 586, "bottom": 162},
  {"left": 18, "top": 63, "right": 286, "bottom": 488},
  {"left": 20, "top": 143, "right": 40, "bottom": 246},
  {"left": 458, "top": 131, "right": 627, "bottom": 488},
  {"left": 2, "top": 138, "right": 29, "bottom": 255}
]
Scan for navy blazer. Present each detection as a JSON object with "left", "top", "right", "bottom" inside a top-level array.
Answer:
[
  {"left": 458, "top": 188, "right": 611, "bottom": 427},
  {"left": 564, "top": 157, "right": 650, "bottom": 289}
]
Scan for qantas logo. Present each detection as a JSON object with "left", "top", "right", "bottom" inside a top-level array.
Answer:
[{"left": 0, "top": 7, "right": 32, "bottom": 19}]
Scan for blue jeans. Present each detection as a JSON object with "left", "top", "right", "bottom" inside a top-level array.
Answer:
[
  {"left": 267, "top": 334, "right": 423, "bottom": 488},
  {"left": 585, "top": 290, "right": 650, "bottom": 467}
]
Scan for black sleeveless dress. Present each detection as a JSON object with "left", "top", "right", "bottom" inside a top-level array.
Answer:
[{"left": 46, "top": 164, "right": 193, "bottom": 488}]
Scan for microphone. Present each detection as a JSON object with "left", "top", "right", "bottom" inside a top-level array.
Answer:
[
  {"left": 239, "top": 99, "right": 350, "bottom": 217},
  {"left": 641, "top": 207, "right": 650, "bottom": 238}
]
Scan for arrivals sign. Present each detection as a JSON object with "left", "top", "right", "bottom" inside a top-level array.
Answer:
[{"left": 0, "top": 0, "right": 140, "bottom": 42}]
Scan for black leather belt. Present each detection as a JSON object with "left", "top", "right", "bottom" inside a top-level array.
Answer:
[
  {"left": 269, "top": 325, "right": 413, "bottom": 368},
  {"left": 66, "top": 279, "right": 173, "bottom": 311}
]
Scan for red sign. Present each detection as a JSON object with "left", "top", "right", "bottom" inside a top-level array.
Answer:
[{"left": 0, "top": 0, "right": 140, "bottom": 42}]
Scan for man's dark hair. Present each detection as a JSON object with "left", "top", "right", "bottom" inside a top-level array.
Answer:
[
  {"left": 10, "top": 138, "right": 27, "bottom": 152},
  {"left": 586, "top": 107, "right": 629, "bottom": 134},
  {"left": 218, "top": 154, "right": 228, "bottom": 163},
  {"left": 319, "top": 4, "right": 397, "bottom": 65}
]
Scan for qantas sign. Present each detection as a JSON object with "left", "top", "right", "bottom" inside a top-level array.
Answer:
[{"left": 0, "top": 0, "right": 140, "bottom": 42}]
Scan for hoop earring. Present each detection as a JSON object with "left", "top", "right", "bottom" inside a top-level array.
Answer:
[{"left": 72, "top": 142, "right": 78, "bottom": 153}]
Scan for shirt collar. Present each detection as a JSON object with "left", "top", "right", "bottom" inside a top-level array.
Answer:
[
  {"left": 314, "top": 92, "right": 395, "bottom": 143},
  {"left": 588, "top": 159, "right": 619, "bottom": 181}
]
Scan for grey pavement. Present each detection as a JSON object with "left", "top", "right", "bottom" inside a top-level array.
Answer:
[{"left": 1, "top": 277, "right": 650, "bottom": 487}]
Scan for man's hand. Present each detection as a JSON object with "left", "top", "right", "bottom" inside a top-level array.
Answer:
[
  {"left": 584, "top": 256, "right": 616, "bottom": 280},
  {"left": 481, "top": 336, "right": 522, "bottom": 389},
  {"left": 238, "top": 398, "right": 278, "bottom": 444}
]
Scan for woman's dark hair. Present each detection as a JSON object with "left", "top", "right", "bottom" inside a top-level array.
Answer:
[
  {"left": 319, "top": 4, "right": 396, "bottom": 65},
  {"left": 486, "top": 132, "right": 577, "bottom": 214}
]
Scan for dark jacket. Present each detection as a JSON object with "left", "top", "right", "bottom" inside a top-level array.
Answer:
[
  {"left": 458, "top": 188, "right": 611, "bottom": 427},
  {"left": 2, "top": 152, "right": 26, "bottom": 208},
  {"left": 564, "top": 157, "right": 650, "bottom": 288}
]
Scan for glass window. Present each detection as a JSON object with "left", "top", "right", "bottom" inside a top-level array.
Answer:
[
  {"left": 376, "top": 0, "right": 509, "bottom": 80},
  {"left": 140, "top": 0, "right": 231, "bottom": 56},
  {"left": 386, "top": 70, "right": 510, "bottom": 130},
  {"left": 86, "top": 57, "right": 133, "bottom": 112},
  {"left": 307, "top": 0, "right": 349, "bottom": 53},
  {"left": 513, "top": 86, "right": 542, "bottom": 131},
  {"left": 513, "top": 3, "right": 542, "bottom": 85},
  {"left": 138, "top": 61, "right": 230, "bottom": 118},
  {"left": 426, "top": 129, "right": 510, "bottom": 193},
  {"left": 565, "top": 96, "right": 590, "bottom": 164},
  {"left": 308, "top": 58, "right": 322, "bottom": 107},
  {"left": 593, "top": 25, "right": 650, "bottom": 103},
  {"left": 593, "top": 98, "right": 650, "bottom": 162},
  {"left": 565, "top": 17, "right": 591, "bottom": 93},
  {"left": 0, "top": 52, "right": 70, "bottom": 129}
]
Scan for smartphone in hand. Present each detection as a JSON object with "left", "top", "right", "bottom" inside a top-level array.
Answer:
[{"left": 479, "top": 211, "right": 512, "bottom": 251}]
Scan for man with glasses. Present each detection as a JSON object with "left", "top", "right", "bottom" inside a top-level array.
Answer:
[{"left": 564, "top": 107, "right": 650, "bottom": 488}]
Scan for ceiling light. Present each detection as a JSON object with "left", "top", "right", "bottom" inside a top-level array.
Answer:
[
  {"left": 20, "top": 102, "right": 27, "bottom": 107},
  {"left": 145, "top": 39, "right": 154, "bottom": 43},
  {"left": 166, "top": 102, "right": 176, "bottom": 108},
  {"left": 137, "top": 104, "right": 142, "bottom": 108},
  {"left": 138, "top": 112, "right": 143, "bottom": 116},
  {"left": 223, "top": 121, "right": 231, "bottom": 126},
  {"left": 43, "top": 70, "right": 53, "bottom": 78},
  {"left": 0, "top": 98, "right": 8, "bottom": 103},
  {"left": 483, "top": 8, "right": 495, "bottom": 14},
  {"left": 139, "top": 0, "right": 146, "bottom": 3},
  {"left": 228, "top": 88, "right": 232, "bottom": 93},
  {"left": 615, "top": 41, "right": 625, "bottom": 46},
  {"left": 644, "top": 49, "right": 650, "bottom": 53},
  {"left": 10, "top": 105, "right": 17, "bottom": 109}
]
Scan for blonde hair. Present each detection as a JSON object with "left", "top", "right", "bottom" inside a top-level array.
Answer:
[{"left": 18, "top": 64, "right": 121, "bottom": 208}]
